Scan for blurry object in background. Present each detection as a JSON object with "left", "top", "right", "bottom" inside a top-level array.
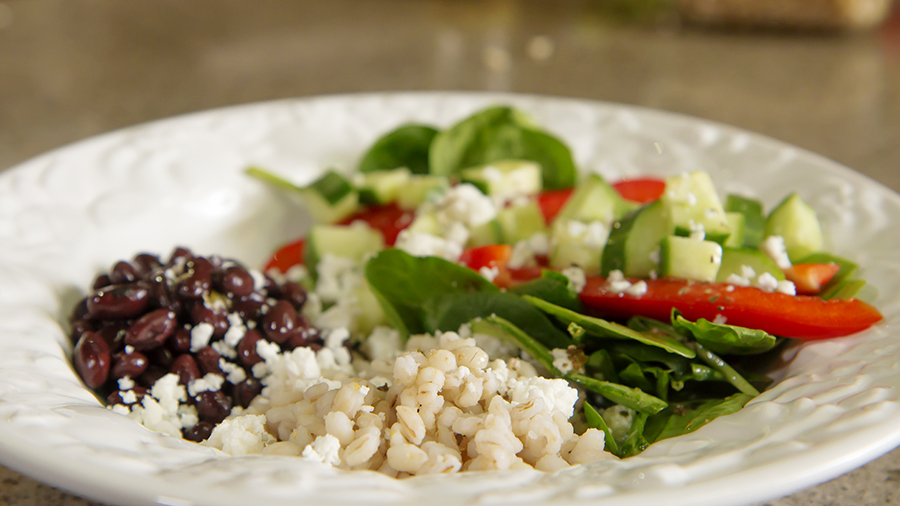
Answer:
[{"left": 676, "top": 0, "right": 895, "bottom": 30}]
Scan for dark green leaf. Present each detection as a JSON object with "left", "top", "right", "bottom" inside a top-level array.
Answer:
[
  {"left": 618, "top": 412, "right": 650, "bottom": 458},
  {"left": 567, "top": 373, "right": 667, "bottom": 415},
  {"left": 364, "top": 249, "right": 497, "bottom": 336},
  {"left": 583, "top": 401, "right": 619, "bottom": 455},
  {"left": 650, "top": 394, "right": 754, "bottom": 442},
  {"left": 424, "top": 292, "right": 572, "bottom": 349},
  {"left": 509, "top": 270, "right": 582, "bottom": 312},
  {"left": 428, "top": 106, "right": 576, "bottom": 189},
  {"left": 619, "top": 362, "right": 655, "bottom": 392},
  {"left": 586, "top": 350, "right": 619, "bottom": 383},
  {"left": 672, "top": 311, "right": 777, "bottom": 355},
  {"left": 359, "top": 124, "right": 439, "bottom": 174},
  {"left": 473, "top": 316, "right": 557, "bottom": 372},
  {"left": 524, "top": 296, "right": 696, "bottom": 358}
]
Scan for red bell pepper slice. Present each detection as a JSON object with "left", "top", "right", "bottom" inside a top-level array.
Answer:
[
  {"left": 459, "top": 244, "right": 513, "bottom": 271},
  {"left": 536, "top": 189, "right": 574, "bottom": 225},
  {"left": 265, "top": 238, "right": 306, "bottom": 273},
  {"left": 580, "top": 277, "right": 882, "bottom": 340},
  {"left": 784, "top": 263, "right": 840, "bottom": 295},
  {"left": 611, "top": 177, "right": 666, "bottom": 204},
  {"left": 339, "top": 203, "right": 414, "bottom": 246}
]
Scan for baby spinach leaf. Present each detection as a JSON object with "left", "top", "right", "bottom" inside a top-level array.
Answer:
[
  {"left": 509, "top": 270, "right": 582, "bottom": 312},
  {"left": 358, "top": 124, "right": 439, "bottom": 174},
  {"left": 474, "top": 316, "right": 556, "bottom": 372},
  {"left": 649, "top": 394, "right": 754, "bottom": 443},
  {"left": 617, "top": 412, "right": 651, "bottom": 458},
  {"left": 524, "top": 296, "right": 696, "bottom": 358},
  {"left": 364, "top": 249, "right": 497, "bottom": 336},
  {"left": 610, "top": 342, "right": 692, "bottom": 378},
  {"left": 428, "top": 106, "right": 576, "bottom": 189},
  {"left": 583, "top": 401, "right": 619, "bottom": 455},
  {"left": 423, "top": 292, "right": 571, "bottom": 349},
  {"left": 586, "top": 350, "right": 619, "bottom": 383},
  {"left": 672, "top": 310, "right": 777, "bottom": 355},
  {"left": 619, "top": 362, "right": 655, "bottom": 392},
  {"left": 691, "top": 342, "right": 760, "bottom": 396},
  {"left": 567, "top": 373, "right": 668, "bottom": 415}
]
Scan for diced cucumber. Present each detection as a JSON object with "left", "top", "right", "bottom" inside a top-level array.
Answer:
[
  {"left": 405, "top": 211, "right": 442, "bottom": 236},
  {"left": 549, "top": 219, "right": 609, "bottom": 275},
  {"left": 468, "top": 219, "right": 504, "bottom": 247},
  {"left": 395, "top": 175, "right": 450, "bottom": 210},
  {"left": 715, "top": 247, "right": 785, "bottom": 283},
  {"left": 354, "top": 280, "right": 387, "bottom": 335},
  {"left": 601, "top": 201, "right": 669, "bottom": 278},
  {"left": 358, "top": 168, "right": 411, "bottom": 205},
  {"left": 305, "top": 222, "right": 385, "bottom": 278},
  {"left": 765, "top": 193, "right": 823, "bottom": 262},
  {"left": 556, "top": 174, "right": 635, "bottom": 226},
  {"left": 723, "top": 212, "right": 746, "bottom": 248},
  {"left": 496, "top": 201, "right": 546, "bottom": 244},
  {"left": 246, "top": 167, "right": 360, "bottom": 224},
  {"left": 659, "top": 235, "right": 723, "bottom": 282},
  {"left": 725, "top": 194, "right": 765, "bottom": 248},
  {"left": 662, "top": 172, "right": 731, "bottom": 244},
  {"left": 460, "top": 160, "right": 542, "bottom": 200}
]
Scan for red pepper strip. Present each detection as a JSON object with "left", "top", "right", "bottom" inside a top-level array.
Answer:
[
  {"left": 536, "top": 189, "right": 574, "bottom": 225},
  {"left": 339, "top": 203, "right": 414, "bottom": 246},
  {"left": 459, "top": 244, "right": 513, "bottom": 271},
  {"left": 265, "top": 238, "right": 306, "bottom": 273},
  {"left": 784, "top": 263, "right": 841, "bottom": 295},
  {"left": 580, "top": 277, "right": 883, "bottom": 340},
  {"left": 611, "top": 177, "right": 666, "bottom": 204}
]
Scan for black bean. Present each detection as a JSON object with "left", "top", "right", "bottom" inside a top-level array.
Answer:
[
  {"left": 236, "top": 329, "right": 264, "bottom": 367},
  {"left": 69, "top": 298, "right": 89, "bottom": 325},
  {"left": 167, "top": 327, "right": 192, "bottom": 354},
  {"left": 195, "top": 390, "right": 231, "bottom": 424},
  {"left": 262, "top": 300, "right": 301, "bottom": 344},
  {"left": 219, "top": 266, "right": 255, "bottom": 298},
  {"left": 110, "top": 261, "right": 138, "bottom": 284},
  {"left": 177, "top": 257, "right": 214, "bottom": 300},
  {"left": 107, "top": 386, "right": 147, "bottom": 406},
  {"left": 195, "top": 346, "right": 223, "bottom": 375},
  {"left": 233, "top": 377, "right": 262, "bottom": 408},
  {"left": 167, "top": 247, "right": 193, "bottom": 267},
  {"left": 183, "top": 421, "right": 214, "bottom": 442},
  {"left": 132, "top": 253, "right": 162, "bottom": 277},
  {"left": 124, "top": 309, "right": 177, "bottom": 350},
  {"left": 70, "top": 319, "right": 94, "bottom": 343},
  {"left": 281, "top": 281, "right": 308, "bottom": 310},
  {"left": 138, "top": 366, "right": 168, "bottom": 388},
  {"left": 92, "top": 274, "right": 112, "bottom": 291},
  {"left": 96, "top": 321, "right": 128, "bottom": 352},
  {"left": 190, "top": 303, "right": 229, "bottom": 338},
  {"left": 170, "top": 354, "right": 201, "bottom": 385},
  {"left": 111, "top": 350, "right": 149, "bottom": 379},
  {"left": 87, "top": 284, "right": 149, "bottom": 320},
  {"left": 74, "top": 331, "right": 110, "bottom": 389},
  {"left": 232, "top": 297, "right": 264, "bottom": 323},
  {"left": 148, "top": 347, "right": 175, "bottom": 369}
]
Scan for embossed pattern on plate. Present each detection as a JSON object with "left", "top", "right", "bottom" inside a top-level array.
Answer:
[{"left": 0, "top": 93, "right": 898, "bottom": 506}]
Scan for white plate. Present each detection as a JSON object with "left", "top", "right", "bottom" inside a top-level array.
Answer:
[{"left": 0, "top": 93, "right": 898, "bottom": 506}]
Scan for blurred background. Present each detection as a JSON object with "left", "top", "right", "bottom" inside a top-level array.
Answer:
[{"left": 0, "top": 0, "right": 898, "bottom": 505}]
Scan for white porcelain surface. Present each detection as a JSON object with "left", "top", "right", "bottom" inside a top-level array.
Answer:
[{"left": 0, "top": 93, "right": 898, "bottom": 506}]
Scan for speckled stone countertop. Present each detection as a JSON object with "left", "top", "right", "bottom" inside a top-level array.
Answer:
[{"left": 0, "top": 1, "right": 898, "bottom": 505}]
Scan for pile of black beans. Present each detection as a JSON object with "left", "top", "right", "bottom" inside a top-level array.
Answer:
[{"left": 69, "top": 247, "right": 320, "bottom": 441}]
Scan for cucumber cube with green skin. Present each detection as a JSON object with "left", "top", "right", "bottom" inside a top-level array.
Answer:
[
  {"left": 549, "top": 219, "right": 609, "bottom": 275},
  {"left": 725, "top": 194, "right": 765, "bottom": 248},
  {"left": 601, "top": 200, "right": 669, "bottom": 278},
  {"left": 467, "top": 219, "right": 504, "bottom": 247},
  {"left": 662, "top": 172, "right": 731, "bottom": 244},
  {"left": 496, "top": 201, "right": 546, "bottom": 245},
  {"left": 354, "top": 280, "right": 387, "bottom": 335},
  {"left": 358, "top": 167, "right": 411, "bottom": 205},
  {"left": 659, "top": 235, "right": 723, "bottom": 282},
  {"left": 460, "top": 160, "right": 543, "bottom": 200},
  {"left": 405, "top": 211, "right": 442, "bottom": 236},
  {"left": 715, "top": 247, "right": 785, "bottom": 283},
  {"left": 764, "top": 193, "right": 823, "bottom": 262},
  {"left": 723, "top": 212, "right": 746, "bottom": 248},
  {"left": 395, "top": 175, "right": 450, "bottom": 210},
  {"left": 556, "top": 174, "right": 635, "bottom": 226},
  {"left": 305, "top": 222, "right": 385, "bottom": 280}
]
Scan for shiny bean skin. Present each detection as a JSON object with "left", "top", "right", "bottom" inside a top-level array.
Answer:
[
  {"left": 138, "top": 366, "right": 168, "bottom": 388},
  {"left": 183, "top": 421, "right": 214, "bottom": 442},
  {"left": 95, "top": 322, "right": 128, "bottom": 352},
  {"left": 110, "top": 261, "right": 138, "bottom": 284},
  {"left": 87, "top": 284, "right": 150, "bottom": 319},
  {"left": 190, "top": 303, "right": 229, "bottom": 338},
  {"left": 70, "top": 319, "right": 94, "bottom": 343},
  {"left": 262, "top": 300, "right": 301, "bottom": 344},
  {"left": 233, "top": 377, "right": 262, "bottom": 408},
  {"left": 74, "top": 331, "right": 111, "bottom": 389},
  {"left": 92, "top": 274, "right": 112, "bottom": 291},
  {"left": 195, "top": 390, "right": 231, "bottom": 424},
  {"left": 132, "top": 253, "right": 162, "bottom": 277},
  {"left": 124, "top": 309, "right": 177, "bottom": 350},
  {"left": 236, "top": 329, "right": 264, "bottom": 366},
  {"left": 281, "top": 281, "right": 308, "bottom": 310},
  {"left": 195, "top": 346, "right": 223, "bottom": 375},
  {"left": 69, "top": 299, "right": 89, "bottom": 325},
  {"left": 232, "top": 297, "right": 265, "bottom": 323},
  {"left": 167, "top": 247, "right": 193, "bottom": 267},
  {"left": 167, "top": 327, "right": 192, "bottom": 354},
  {"left": 111, "top": 351, "right": 149, "bottom": 379},
  {"left": 148, "top": 347, "right": 175, "bottom": 369},
  {"left": 107, "top": 386, "right": 147, "bottom": 406},
  {"left": 170, "top": 354, "right": 201, "bottom": 385},
  {"left": 177, "top": 257, "right": 214, "bottom": 300},
  {"left": 218, "top": 266, "right": 255, "bottom": 298}
]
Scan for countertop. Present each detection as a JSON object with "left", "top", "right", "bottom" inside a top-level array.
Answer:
[{"left": 0, "top": 1, "right": 898, "bottom": 505}]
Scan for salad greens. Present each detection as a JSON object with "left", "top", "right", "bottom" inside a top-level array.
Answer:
[{"left": 358, "top": 124, "right": 438, "bottom": 175}]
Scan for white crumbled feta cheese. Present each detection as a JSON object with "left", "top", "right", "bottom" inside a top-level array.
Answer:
[
  {"left": 224, "top": 313, "right": 247, "bottom": 347},
  {"left": 285, "top": 264, "right": 309, "bottom": 283},
  {"left": 204, "top": 414, "right": 275, "bottom": 456},
  {"left": 219, "top": 359, "right": 248, "bottom": 384},
  {"left": 625, "top": 280, "right": 648, "bottom": 297},
  {"left": 211, "top": 340, "right": 238, "bottom": 359},
  {"left": 190, "top": 322, "right": 215, "bottom": 352},
  {"left": 508, "top": 232, "right": 550, "bottom": 269},
  {"left": 249, "top": 269, "right": 267, "bottom": 292},
  {"left": 581, "top": 221, "right": 609, "bottom": 249},
  {"left": 688, "top": 220, "right": 706, "bottom": 241},
  {"left": 713, "top": 314, "right": 728, "bottom": 324},
  {"left": 777, "top": 280, "right": 797, "bottom": 295},
  {"left": 188, "top": 373, "right": 226, "bottom": 397},
  {"left": 561, "top": 266, "right": 587, "bottom": 292},
  {"left": 118, "top": 376, "right": 135, "bottom": 391},
  {"left": 740, "top": 265, "right": 757, "bottom": 280},
  {"left": 364, "top": 327, "right": 402, "bottom": 362},
  {"left": 506, "top": 375, "right": 579, "bottom": 419},
  {"left": 756, "top": 272, "right": 780, "bottom": 293},
  {"left": 551, "top": 348, "right": 574, "bottom": 374},
  {"left": 302, "top": 434, "right": 343, "bottom": 466},
  {"left": 394, "top": 231, "right": 463, "bottom": 262},
  {"left": 725, "top": 273, "right": 752, "bottom": 287},
  {"left": 124, "top": 345, "right": 135, "bottom": 354},
  {"left": 760, "top": 235, "right": 792, "bottom": 270},
  {"left": 314, "top": 254, "right": 363, "bottom": 303},
  {"left": 479, "top": 266, "right": 499, "bottom": 282},
  {"left": 443, "top": 221, "right": 470, "bottom": 247},
  {"left": 121, "top": 390, "right": 138, "bottom": 404},
  {"left": 434, "top": 183, "right": 497, "bottom": 228},
  {"left": 606, "top": 270, "right": 633, "bottom": 294},
  {"left": 685, "top": 192, "right": 698, "bottom": 206}
]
